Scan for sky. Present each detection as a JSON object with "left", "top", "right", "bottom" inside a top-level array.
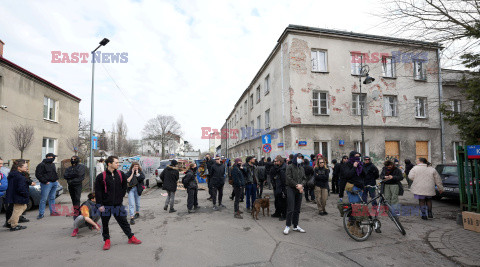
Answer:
[{"left": 0, "top": 0, "right": 392, "bottom": 151}]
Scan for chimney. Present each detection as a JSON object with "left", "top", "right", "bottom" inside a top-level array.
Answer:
[{"left": 0, "top": 39, "right": 4, "bottom": 57}]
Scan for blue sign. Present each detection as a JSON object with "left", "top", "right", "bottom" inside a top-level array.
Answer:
[
  {"left": 278, "top": 143, "right": 284, "bottom": 148},
  {"left": 263, "top": 144, "right": 272, "bottom": 153},
  {"left": 92, "top": 136, "right": 98, "bottom": 150},
  {"left": 467, "top": 145, "right": 480, "bottom": 159},
  {"left": 339, "top": 140, "right": 345, "bottom": 146},
  {"left": 262, "top": 134, "right": 271, "bottom": 144},
  {"left": 298, "top": 141, "right": 307, "bottom": 146}
]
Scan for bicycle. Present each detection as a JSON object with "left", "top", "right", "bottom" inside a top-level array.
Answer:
[{"left": 342, "top": 183, "right": 406, "bottom": 242}]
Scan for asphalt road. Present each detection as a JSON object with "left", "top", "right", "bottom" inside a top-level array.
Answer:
[{"left": 0, "top": 183, "right": 464, "bottom": 267}]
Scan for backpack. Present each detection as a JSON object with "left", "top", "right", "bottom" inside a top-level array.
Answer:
[
  {"left": 102, "top": 170, "right": 123, "bottom": 193},
  {"left": 182, "top": 175, "right": 189, "bottom": 188}
]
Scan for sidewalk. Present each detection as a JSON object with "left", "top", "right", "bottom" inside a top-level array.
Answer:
[{"left": 428, "top": 227, "right": 480, "bottom": 266}]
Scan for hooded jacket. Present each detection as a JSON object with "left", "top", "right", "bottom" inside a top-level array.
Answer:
[
  {"left": 380, "top": 166, "right": 403, "bottom": 185},
  {"left": 210, "top": 162, "right": 226, "bottom": 187},
  {"left": 314, "top": 166, "right": 330, "bottom": 188},
  {"left": 244, "top": 163, "right": 257, "bottom": 184},
  {"left": 35, "top": 158, "right": 58, "bottom": 184},
  {"left": 5, "top": 170, "right": 29, "bottom": 204},
  {"left": 183, "top": 169, "right": 198, "bottom": 190},
  {"left": 125, "top": 170, "right": 146, "bottom": 195},
  {"left": 363, "top": 162, "right": 379, "bottom": 186},
  {"left": 286, "top": 155, "right": 307, "bottom": 189},
  {"left": 0, "top": 172, "right": 8, "bottom": 197},
  {"left": 94, "top": 169, "right": 127, "bottom": 206},
  {"left": 64, "top": 164, "right": 86, "bottom": 186},
  {"left": 272, "top": 163, "right": 287, "bottom": 196},
  {"left": 339, "top": 151, "right": 366, "bottom": 197},
  {"left": 231, "top": 164, "right": 246, "bottom": 187},
  {"left": 161, "top": 165, "right": 180, "bottom": 192}
]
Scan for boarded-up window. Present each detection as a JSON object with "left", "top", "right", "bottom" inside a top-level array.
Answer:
[
  {"left": 385, "top": 141, "right": 400, "bottom": 161},
  {"left": 416, "top": 141, "right": 429, "bottom": 161}
]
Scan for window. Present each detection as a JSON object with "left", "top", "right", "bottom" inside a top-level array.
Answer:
[
  {"left": 414, "top": 60, "right": 427, "bottom": 80},
  {"left": 382, "top": 56, "right": 395, "bottom": 78},
  {"left": 384, "top": 96, "right": 397, "bottom": 117},
  {"left": 453, "top": 141, "right": 463, "bottom": 162},
  {"left": 352, "top": 93, "right": 366, "bottom": 116},
  {"left": 416, "top": 141, "right": 429, "bottom": 161},
  {"left": 256, "top": 86, "right": 261, "bottom": 103},
  {"left": 265, "top": 109, "right": 270, "bottom": 129},
  {"left": 385, "top": 141, "right": 400, "bottom": 161},
  {"left": 311, "top": 50, "right": 327, "bottom": 72},
  {"left": 351, "top": 53, "right": 364, "bottom": 75},
  {"left": 354, "top": 141, "right": 369, "bottom": 156},
  {"left": 42, "top": 138, "right": 56, "bottom": 159},
  {"left": 257, "top": 115, "right": 261, "bottom": 131},
  {"left": 244, "top": 100, "right": 248, "bottom": 115},
  {"left": 43, "top": 97, "right": 57, "bottom": 121},
  {"left": 250, "top": 120, "right": 254, "bottom": 133},
  {"left": 415, "top": 97, "right": 427, "bottom": 118},
  {"left": 314, "top": 141, "right": 330, "bottom": 161},
  {"left": 450, "top": 100, "right": 461, "bottom": 113},
  {"left": 239, "top": 106, "right": 242, "bottom": 118},
  {"left": 249, "top": 94, "right": 254, "bottom": 109},
  {"left": 313, "top": 91, "right": 329, "bottom": 115},
  {"left": 264, "top": 75, "right": 270, "bottom": 95}
]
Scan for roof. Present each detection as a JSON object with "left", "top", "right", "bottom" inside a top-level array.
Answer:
[
  {"left": 0, "top": 57, "right": 81, "bottom": 102},
  {"left": 226, "top": 24, "right": 443, "bottom": 120}
]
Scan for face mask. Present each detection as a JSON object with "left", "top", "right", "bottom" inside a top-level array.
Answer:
[
  {"left": 46, "top": 158, "right": 55, "bottom": 163},
  {"left": 297, "top": 158, "right": 303, "bottom": 165},
  {"left": 70, "top": 159, "right": 78, "bottom": 165}
]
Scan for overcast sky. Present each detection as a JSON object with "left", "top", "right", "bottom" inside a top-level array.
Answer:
[{"left": 1, "top": 0, "right": 390, "bottom": 150}]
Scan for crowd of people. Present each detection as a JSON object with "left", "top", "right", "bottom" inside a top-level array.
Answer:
[{"left": 0, "top": 149, "right": 445, "bottom": 246}]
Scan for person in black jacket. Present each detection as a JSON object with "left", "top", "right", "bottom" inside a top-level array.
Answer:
[
  {"left": 337, "top": 156, "right": 349, "bottom": 197},
  {"left": 342, "top": 151, "right": 366, "bottom": 203},
  {"left": 210, "top": 157, "right": 226, "bottom": 210},
  {"left": 380, "top": 160, "right": 404, "bottom": 212},
  {"left": 265, "top": 157, "right": 274, "bottom": 190},
  {"left": 184, "top": 163, "right": 199, "bottom": 213},
  {"left": 271, "top": 155, "right": 287, "bottom": 220},
  {"left": 362, "top": 156, "right": 379, "bottom": 205},
  {"left": 404, "top": 159, "right": 415, "bottom": 188},
  {"left": 161, "top": 160, "right": 180, "bottom": 213},
  {"left": 6, "top": 160, "right": 29, "bottom": 231},
  {"left": 256, "top": 160, "right": 266, "bottom": 198},
  {"left": 231, "top": 158, "right": 246, "bottom": 219},
  {"left": 64, "top": 156, "right": 86, "bottom": 218},
  {"left": 126, "top": 162, "right": 145, "bottom": 225},
  {"left": 94, "top": 156, "right": 141, "bottom": 250},
  {"left": 331, "top": 159, "right": 340, "bottom": 194},
  {"left": 303, "top": 159, "right": 315, "bottom": 202},
  {"left": 314, "top": 158, "right": 330, "bottom": 215},
  {"left": 204, "top": 154, "right": 215, "bottom": 201},
  {"left": 35, "top": 153, "right": 60, "bottom": 219}
]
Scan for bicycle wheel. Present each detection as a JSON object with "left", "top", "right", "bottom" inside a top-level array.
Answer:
[
  {"left": 343, "top": 209, "right": 372, "bottom": 242},
  {"left": 385, "top": 204, "right": 406, "bottom": 235}
]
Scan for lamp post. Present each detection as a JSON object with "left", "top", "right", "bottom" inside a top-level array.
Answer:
[
  {"left": 358, "top": 56, "right": 375, "bottom": 158},
  {"left": 89, "top": 38, "right": 109, "bottom": 190}
]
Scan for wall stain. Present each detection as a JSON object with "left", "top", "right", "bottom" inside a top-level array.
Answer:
[{"left": 290, "top": 38, "right": 309, "bottom": 75}]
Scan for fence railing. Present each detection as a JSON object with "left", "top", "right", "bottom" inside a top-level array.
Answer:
[{"left": 457, "top": 146, "right": 480, "bottom": 213}]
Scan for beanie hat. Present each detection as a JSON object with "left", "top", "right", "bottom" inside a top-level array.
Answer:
[{"left": 171, "top": 160, "right": 178, "bottom": 166}]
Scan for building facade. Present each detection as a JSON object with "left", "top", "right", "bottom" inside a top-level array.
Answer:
[
  {"left": 0, "top": 41, "right": 81, "bottom": 171},
  {"left": 224, "top": 25, "right": 452, "bottom": 166}
]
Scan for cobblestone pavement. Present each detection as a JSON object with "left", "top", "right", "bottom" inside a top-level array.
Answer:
[{"left": 428, "top": 227, "right": 480, "bottom": 266}]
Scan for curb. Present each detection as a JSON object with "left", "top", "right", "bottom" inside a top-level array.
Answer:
[{"left": 427, "top": 228, "right": 478, "bottom": 266}]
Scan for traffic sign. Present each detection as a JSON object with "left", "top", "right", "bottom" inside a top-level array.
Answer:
[
  {"left": 467, "top": 145, "right": 480, "bottom": 159},
  {"left": 263, "top": 144, "right": 272, "bottom": 153},
  {"left": 262, "top": 135, "right": 271, "bottom": 144}
]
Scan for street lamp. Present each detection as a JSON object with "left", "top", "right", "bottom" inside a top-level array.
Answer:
[
  {"left": 358, "top": 57, "right": 375, "bottom": 158},
  {"left": 89, "top": 38, "right": 109, "bottom": 190}
]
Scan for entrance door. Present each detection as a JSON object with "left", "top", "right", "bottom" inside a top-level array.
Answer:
[
  {"left": 385, "top": 141, "right": 400, "bottom": 161},
  {"left": 416, "top": 141, "right": 429, "bottom": 161},
  {"left": 314, "top": 141, "right": 330, "bottom": 162}
]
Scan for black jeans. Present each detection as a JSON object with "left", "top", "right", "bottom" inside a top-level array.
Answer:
[
  {"left": 257, "top": 180, "right": 265, "bottom": 197},
  {"left": 332, "top": 176, "right": 339, "bottom": 193},
  {"left": 187, "top": 188, "right": 198, "bottom": 210},
  {"left": 100, "top": 205, "right": 133, "bottom": 241},
  {"left": 233, "top": 186, "right": 242, "bottom": 212},
  {"left": 286, "top": 187, "right": 302, "bottom": 227},
  {"left": 211, "top": 184, "right": 224, "bottom": 206},
  {"left": 207, "top": 177, "right": 213, "bottom": 198},
  {"left": 5, "top": 203, "right": 13, "bottom": 224},
  {"left": 304, "top": 186, "right": 315, "bottom": 201},
  {"left": 68, "top": 184, "right": 82, "bottom": 216},
  {"left": 274, "top": 192, "right": 287, "bottom": 217}
]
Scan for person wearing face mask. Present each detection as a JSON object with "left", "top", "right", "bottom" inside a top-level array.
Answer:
[
  {"left": 35, "top": 153, "right": 60, "bottom": 219},
  {"left": 64, "top": 156, "right": 86, "bottom": 218},
  {"left": 284, "top": 153, "right": 308, "bottom": 235},
  {"left": 183, "top": 163, "right": 199, "bottom": 213}
]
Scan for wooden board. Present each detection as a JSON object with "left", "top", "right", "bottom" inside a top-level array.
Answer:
[
  {"left": 385, "top": 141, "right": 399, "bottom": 161},
  {"left": 416, "top": 141, "right": 429, "bottom": 160},
  {"left": 463, "top": 211, "right": 480, "bottom": 233}
]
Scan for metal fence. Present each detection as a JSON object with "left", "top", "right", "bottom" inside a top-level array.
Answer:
[{"left": 457, "top": 146, "right": 480, "bottom": 213}]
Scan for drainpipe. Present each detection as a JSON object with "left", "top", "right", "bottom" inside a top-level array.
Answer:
[
  {"left": 281, "top": 42, "right": 286, "bottom": 155},
  {"left": 437, "top": 48, "right": 445, "bottom": 163}
]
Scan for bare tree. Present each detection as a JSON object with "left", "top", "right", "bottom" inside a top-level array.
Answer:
[
  {"left": 184, "top": 141, "right": 193, "bottom": 151},
  {"left": 115, "top": 114, "right": 128, "bottom": 154},
  {"left": 11, "top": 125, "right": 34, "bottom": 159},
  {"left": 98, "top": 129, "right": 109, "bottom": 152},
  {"left": 142, "top": 115, "right": 182, "bottom": 159},
  {"left": 123, "top": 139, "right": 139, "bottom": 157},
  {"left": 65, "top": 116, "right": 91, "bottom": 161}
]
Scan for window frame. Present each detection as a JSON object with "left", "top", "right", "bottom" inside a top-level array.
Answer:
[
  {"left": 453, "top": 141, "right": 463, "bottom": 162},
  {"left": 450, "top": 100, "right": 461, "bottom": 113},
  {"left": 312, "top": 91, "right": 329, "bottom": 115},
  {"left": 249, "top": 94, "right": 254, "bottom": 110},
  {"left": 351, "top": 93, "right": 367, "bottom": 116},
  {"left": 382, "top": 56, "right": 396, "bottom": 78},
  {"left": 414, "top": 60, "right": 427, "bottom": 81},
  {"left": 42, "top": 137, "right": 56, "bottom": 160},
  {"left": 265, "top": 109, "right": 270, "bottom": 130},
  {"left": 415, "top": 97, "right": 427, "bottom": 118},
  {"left": 350, "top": 52, "right": 364, "bottom": 76},
  {"left": 383, "top": 95, "right": 398, "bottom": 117},
  {"left": 311, "top": 50, "right": 328, "bottom": 73},
  {"left": 256, "top": 86, "right": 261, "bottom": 103},
  {"left": 264, "top": 75, "right": 270, "bottom": 95},
  {"left": 43, "top": 96, "right": 58, "bottom": 122}
]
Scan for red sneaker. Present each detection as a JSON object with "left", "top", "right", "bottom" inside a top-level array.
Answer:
[
  {"left": 71, "top": 228, "right": 79, "bottom": 237},
  {"left": 103, "top": 239, "right": 111, "bottom": 250},
  {"left": 128, "top": 235, "right": 142, "bottom": 244}
]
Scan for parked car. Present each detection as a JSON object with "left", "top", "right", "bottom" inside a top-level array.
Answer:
[
  {"left": 154, "top": 160, "right": 172, "bottom": 187},
  {"left": 2, "top": 178, "right": 64, "bottom": 212},
  {"left": 434, "top": 164, "right": 475, "bottom": 200}
]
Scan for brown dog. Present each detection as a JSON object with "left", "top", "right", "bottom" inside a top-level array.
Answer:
[{"left": 251, "top": 195, "right": 270, "bottom": 220}]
